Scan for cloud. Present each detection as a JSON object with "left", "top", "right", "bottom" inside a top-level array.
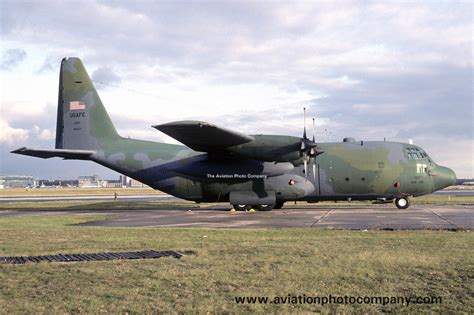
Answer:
[
  {"left": 0, "top": 118, "right": 29, "bottom": 145},
  {"left": 91, "top": 66, "right": 122, "bottom": 90},
  {"left": 35, "top": 56, "right": 55, "bottom": 74},
  {"left": 0, "top": 1, "right": 472, "bottom": 177},
  {"left": 0, "top": 48, "right": 27, "bottom": 71},
  {"left": 32, "top": 125, "right": 55, "bottom": 141}
]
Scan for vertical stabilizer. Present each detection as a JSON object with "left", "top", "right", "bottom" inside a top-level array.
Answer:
[{"left": 55, "top": 57, "right": 119, "bottom": 150}]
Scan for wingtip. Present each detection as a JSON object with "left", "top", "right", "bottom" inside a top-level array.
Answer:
[{"left": 10, "top": 147, "right": 27, "bottom": 154}]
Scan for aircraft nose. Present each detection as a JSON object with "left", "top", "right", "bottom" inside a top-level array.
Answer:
[{"left": 433, "top": 166, "right": 457, "bottom": 191}]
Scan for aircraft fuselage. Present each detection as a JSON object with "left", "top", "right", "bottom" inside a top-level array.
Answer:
[{"left": 87, "top": 136, "right": 456, "bottom": 204}]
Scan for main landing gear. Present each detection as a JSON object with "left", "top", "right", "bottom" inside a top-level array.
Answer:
[
  {"left": 232, "top": 203, "right": 284, "bottom": 211},
  {"left": 394, "top": 197, "right": 410, "bottom": 209}
]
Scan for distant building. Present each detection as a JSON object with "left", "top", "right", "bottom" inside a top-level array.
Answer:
[
  {"left": 78, "top": 175, "right": 107, "bottom": 188},
  {"left": 0, "top": 175, "right": 35, "bottom": 188},
  {"left": 36, "top": 179, "right": 78, "bottom": 187},
  {"left": 119, "top": 175, "right": 148, "bottom": 188},
  {"left": 105, "top": 179, "right": 122, "bottom": 188},
  {"left": 75, "top": 175, "right": 148, "bottom": 188}
]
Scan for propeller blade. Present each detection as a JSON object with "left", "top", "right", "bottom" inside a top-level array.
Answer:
[
  {"left": 303, "top": 107, "right": 307, "bottom": 140},
  {"left": 312, "top": 117, "right": 315, "bottom": 142},
  {"left": 312, "top": 161, "right": 316, "bottom": 182},
  {"left": 303, "top": 158, "right": 308, "bottom": 178}
]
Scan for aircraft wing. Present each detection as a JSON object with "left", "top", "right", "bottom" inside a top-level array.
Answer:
[
  {"left": 153, "top": 120, "right": 254, "bottom": 152},
  {"left": 11, "top": 147, "right": 95, "bottom": 160}
]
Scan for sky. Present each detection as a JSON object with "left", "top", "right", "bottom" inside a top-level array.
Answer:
[{"left": 1, "top": 1, "right": 473, "bottom": 179}]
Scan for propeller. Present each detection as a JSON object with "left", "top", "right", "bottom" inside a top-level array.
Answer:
[
  {"left": 299, "top": 108, "right": 322, "bottom": 180},
  {"left": 300, "top": 108, "right": 316, "bottom": 178},
  {"left": 311, "top": 117, "right": 316, "bottom": 182}
]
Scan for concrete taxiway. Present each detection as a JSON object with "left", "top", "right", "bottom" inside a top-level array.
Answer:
[{"left": 1, "top": 204, "right": 472, "bottom": 230}]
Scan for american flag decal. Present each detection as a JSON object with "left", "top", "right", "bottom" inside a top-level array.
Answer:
[{"left": 69, "top": 101, "right": 86, "bottom": 110}]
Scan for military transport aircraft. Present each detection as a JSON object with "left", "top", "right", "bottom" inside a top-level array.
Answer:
[{"left": 12, "top": 58, "right": 457, "bottom": 210}]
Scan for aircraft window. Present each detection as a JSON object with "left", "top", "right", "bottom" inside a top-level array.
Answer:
[
  {"left": 406, "top": 148, "right": 428, "bottom": 160},
  {"left": 417, "top": 163, "right": 428, "bottom": 174}
]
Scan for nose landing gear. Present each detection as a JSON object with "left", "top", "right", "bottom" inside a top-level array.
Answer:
[{"left": 394, "top": 197, "right": 410, "bottom": 209}]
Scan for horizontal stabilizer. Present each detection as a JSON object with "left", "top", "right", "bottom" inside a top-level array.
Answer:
[
  {"left": 11, "top": 147, "right": 95, "bottom": 160},
  {"left": 153, "top": 120, "right": 254, "bottom": 152}
]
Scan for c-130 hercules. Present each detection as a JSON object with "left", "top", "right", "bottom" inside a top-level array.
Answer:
[{"left": 13, "top": 58, "right": 457, "bottom": 210}]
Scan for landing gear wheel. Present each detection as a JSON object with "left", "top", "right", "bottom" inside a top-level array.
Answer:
[
  {"left": 255, "top": 204, "right": 274, "bottom": 211},
  {"left": 273, "top": 202, "right": 285, "bottom": 209},
  {"left": 395, "top": 197, "right": 410, "bottom": 209},
  {"left": 233, "top": 204, "right": 250, "bottom": 211}
]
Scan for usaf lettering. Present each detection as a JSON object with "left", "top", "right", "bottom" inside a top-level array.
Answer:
[{"left": 70, "top": 112, "right": 85, "bottom": 118}]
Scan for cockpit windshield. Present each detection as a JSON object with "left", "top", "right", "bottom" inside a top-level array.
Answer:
[{"left": 406, "top": 147, "right": 429, "bottom": 160}]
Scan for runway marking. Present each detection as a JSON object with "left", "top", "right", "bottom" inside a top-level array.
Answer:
[
  {"left": 424, "top": 208, "right": 458, "bottom": 228},
  {"left": 310, "top": 209, "right": 333, "bottom": 227}
]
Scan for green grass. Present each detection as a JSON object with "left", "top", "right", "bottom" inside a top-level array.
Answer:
[
  {"left": 0, "top": 200, "right": 201, "bottom": 211},
  {"left": 0, "top": 215, "right": 472, "bottom": 313},
  {"left": 0, "top": 187, "right": 163, "bottom": 197}
]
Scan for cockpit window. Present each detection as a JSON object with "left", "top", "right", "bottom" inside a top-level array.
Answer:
[{"left": 406, "top": 147, "right": 429, "bottom": 160}]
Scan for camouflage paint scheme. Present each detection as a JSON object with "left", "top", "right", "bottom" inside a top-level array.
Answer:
[{"left": 12, "top": 58, "right": 457, "bottom": 208}]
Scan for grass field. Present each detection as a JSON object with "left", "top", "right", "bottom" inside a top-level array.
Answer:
[
  {"left": 0, "top": 187, "right": 163, "bottom": 197},
  {"left": 0, "top": 199, "right": 202, "bottom": 211},
  {"left": 0, "top": 215, "right": 472, "bottom": 313},
  {"left": 1, "top": 188, "right": 472, "bottom": 312}
]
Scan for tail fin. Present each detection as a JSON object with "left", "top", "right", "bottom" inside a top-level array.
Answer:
[{"left": 55, "top": 57, "right": 120, "bottom": 150}]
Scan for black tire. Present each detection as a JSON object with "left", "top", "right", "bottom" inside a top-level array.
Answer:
[
  {"left": 233, "top": 204, "right": 250, "bottom": 211},
  {"left": 395, "top": 197, "right": 410, "bottom": 209},
  {"left": 255, "top": 204, "right": 274, "bottom": 211},
  {"left": 273, "top": 202, "right": 285, "bottom": 209}
]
